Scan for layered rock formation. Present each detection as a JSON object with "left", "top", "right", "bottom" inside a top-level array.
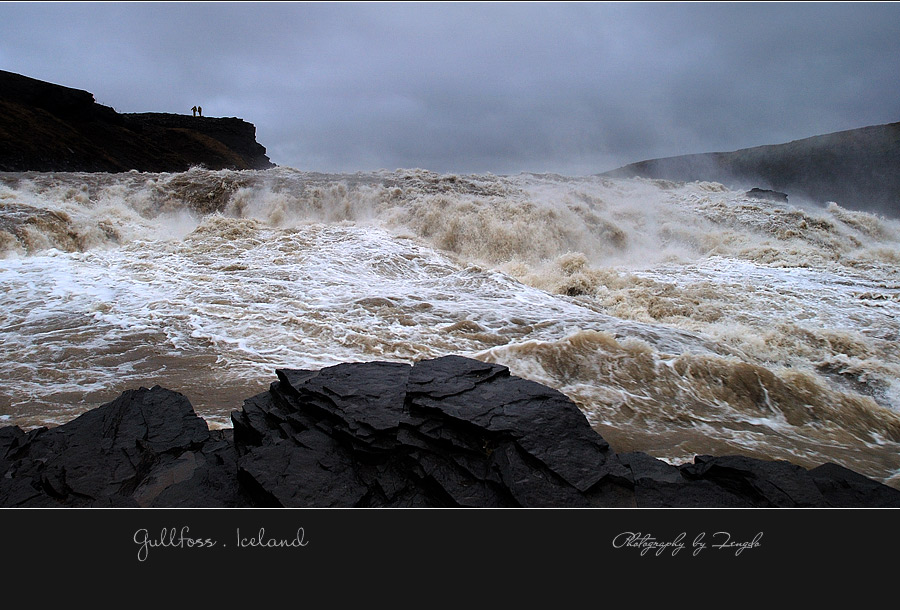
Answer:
[
  {"left": 602, "top": 122, "right": 900, "bottom": 217},
  {"left": 1, "top": 356, "right": 898, "bottom": 508},
  {"left": 0, "top": 70, "right": 274, "bottom": 172}
]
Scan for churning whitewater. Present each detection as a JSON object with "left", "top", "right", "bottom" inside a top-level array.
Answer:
[{"left": 2, "top": 167, "right": 899, "bottom": 487}]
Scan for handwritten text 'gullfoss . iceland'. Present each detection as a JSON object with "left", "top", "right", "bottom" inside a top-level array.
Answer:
[{"left": 133, "top": 526, "right": 309, "bottom": 561}]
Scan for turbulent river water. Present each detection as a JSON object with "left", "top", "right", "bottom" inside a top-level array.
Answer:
[{"left": 2, "top": 167, "right": 899, "bottom": 487}]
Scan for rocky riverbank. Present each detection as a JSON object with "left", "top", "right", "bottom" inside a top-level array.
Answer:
[{"left": 2, "top": 355, "right": 898, "bottom": 508}]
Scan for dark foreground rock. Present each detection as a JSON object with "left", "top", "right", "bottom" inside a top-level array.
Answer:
[
  {"left": 0, "top": 387, "right": 245, "bottom": 507},
  {"left": 2, "top": 356, "right": 898, "bottom": 507},
  {"left": 0, "top": 69, "right": 274, "bottom": 172}
]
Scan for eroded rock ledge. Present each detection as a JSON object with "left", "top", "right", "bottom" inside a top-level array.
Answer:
[{"left": 1, "top": 356, "right": 898, "bottom": 508}]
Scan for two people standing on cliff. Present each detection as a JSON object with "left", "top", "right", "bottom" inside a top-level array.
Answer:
[{"left": 191, "top": 105, "right": 203, "bottom": 117}]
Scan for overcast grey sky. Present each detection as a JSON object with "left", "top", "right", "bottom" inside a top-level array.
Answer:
[{"left": 2, "top": 2, "right": 899, "bottom": 175}]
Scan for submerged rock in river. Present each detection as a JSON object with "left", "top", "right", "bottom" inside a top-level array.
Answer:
[
  {"left": 745, "top": 187, "right": 789, "bottom": 202},
  {"left": 1, "top": 355, "right": 898, "bottom": 507}
]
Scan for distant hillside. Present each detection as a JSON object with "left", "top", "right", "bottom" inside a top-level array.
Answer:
[
  {"left": 602, "top": 122, "right": 900, "bottom": 217},
  {"left": 0, "top": 69, "right": 275, "bottom": 172}
]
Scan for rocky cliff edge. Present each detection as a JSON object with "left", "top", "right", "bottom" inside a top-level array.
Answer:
[{"left": 0, "top": 69, "right": 275, "bottom": 172}]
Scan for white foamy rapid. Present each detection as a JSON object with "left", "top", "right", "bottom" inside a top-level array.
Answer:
[{"left": 2, "top": 167, "right": 899, "bottom": 486}]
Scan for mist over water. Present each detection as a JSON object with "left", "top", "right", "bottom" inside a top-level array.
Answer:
[{"left": 2, "top": 167, "right": 899, "bottom": 487}]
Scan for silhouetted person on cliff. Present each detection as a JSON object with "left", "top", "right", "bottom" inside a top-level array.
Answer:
[
  {"left": 198, "top": 106, "right": 202, "bottom": 117},
  {"left": 191, "top": 106, "right": 197, "bottom": 117}
]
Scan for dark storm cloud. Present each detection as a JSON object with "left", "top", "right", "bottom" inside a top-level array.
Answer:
[{"left": 1, "top": 2, "right": 899, "bottom": 174}]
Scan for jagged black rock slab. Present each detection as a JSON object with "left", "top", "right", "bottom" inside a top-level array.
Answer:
[
  {"left": 618, "top": 451, "right": 751, "bottom": 508},
  {"left": 232, "top": 356, "right": 633, "bottom": 507},
  {"left": 618, "top": 453, "right": 900, "bottom": 508},
  {"left": 0, "top": 386, "right": 245, "bottom": 507},
  {"left": 807, "top": 462, "right": 900, "bottom": 508},
  {"left": 679, "top": 455, "right": 827, "bottom": 507}
]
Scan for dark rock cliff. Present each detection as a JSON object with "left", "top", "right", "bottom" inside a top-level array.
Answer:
[
  {"left": 0, "top": 70, "right": 275, "bottom": 172},
  {"left": 602, "top": 122, "right": 900, "bottom": 217},
  {"left": 1, "top": 355, "right": 898, "bottom": 508}
]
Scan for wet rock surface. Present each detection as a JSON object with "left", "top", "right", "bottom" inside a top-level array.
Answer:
[
  {"left": 2, "top": 356, "right": 898, "bottom": 507},
  {"left": 745, "top": 187, "right": 789, "bottom": 202}
]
